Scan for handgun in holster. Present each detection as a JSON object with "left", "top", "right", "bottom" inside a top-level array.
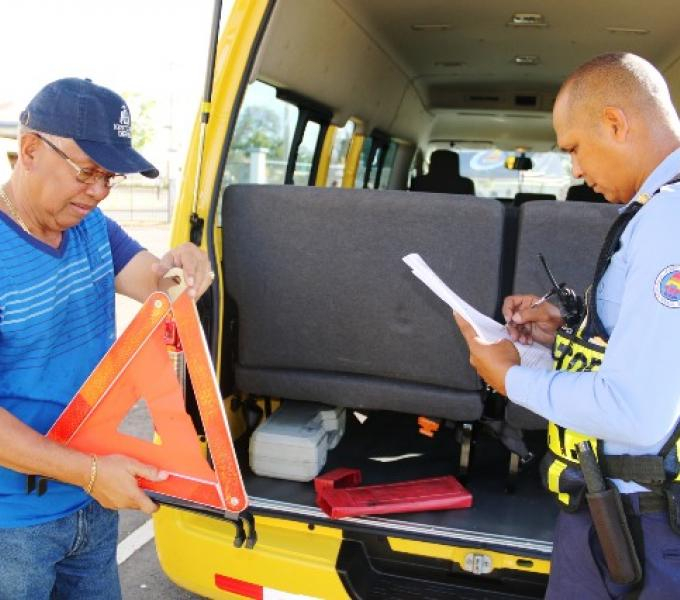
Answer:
[{"left": 577, "top": 441, "right": 642, "bottom": 585}]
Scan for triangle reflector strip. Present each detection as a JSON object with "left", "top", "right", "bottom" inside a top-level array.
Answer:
[{"left": 47, "top": 288, "right": 248, "bottom": 513}]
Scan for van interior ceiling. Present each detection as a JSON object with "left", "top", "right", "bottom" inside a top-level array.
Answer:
[{"left": 254, "top": 0, "right": 680, "bottom": 153}]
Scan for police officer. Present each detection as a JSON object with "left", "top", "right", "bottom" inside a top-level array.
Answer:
[{"left": 455, "top": 53, "right": 680, "bottom": 598}]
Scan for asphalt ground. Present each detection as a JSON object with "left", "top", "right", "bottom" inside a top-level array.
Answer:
[{"left": 113, "top": 223, "right": 205, "bottom": 599}]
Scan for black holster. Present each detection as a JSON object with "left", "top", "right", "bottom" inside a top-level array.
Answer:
[{"left": 585, "top": 484, "right": 642, "bottom": 585}]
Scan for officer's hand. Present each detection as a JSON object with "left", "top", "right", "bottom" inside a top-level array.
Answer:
[
  {"left": 152, "top": 243, "right": 214, "bottom": 300},
  {"left": 453, "top": 312, "right": 519, "bottom": 397},
  {"left": 89, "top": 455, "right": 168, "bottom": 515},
  {"left": 502, "top": 294, "right": 564, "bottom": 347}
]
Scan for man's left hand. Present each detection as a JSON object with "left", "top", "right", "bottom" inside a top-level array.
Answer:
[
  {"left": 152, "top": 242, "right": 213, "bottom": 299},
  {"left": 453, "top": 312, "right": 520, "bottom": 396}
]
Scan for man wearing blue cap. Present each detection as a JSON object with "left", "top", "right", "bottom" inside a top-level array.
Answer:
[{"left": 0, "top": 78, "right": 214, "bottom": 598}]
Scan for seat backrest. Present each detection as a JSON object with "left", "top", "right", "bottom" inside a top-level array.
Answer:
[
  {"left": 566, "top": 183, "right": 607, "bottom": 203},
  {"left": 222, "top": 185, "right": 505, "bottom": 421},
  {"left": 411, "top": 150, "right": 475, "bottom": 195},
  {"left": 506, "top": 200, "right": 620, "bottom": 429},
  {"left": 513, "top": 192, "right": 556, "bottom": 206}
]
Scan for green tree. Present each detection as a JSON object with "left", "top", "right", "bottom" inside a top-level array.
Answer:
[
  {"left": 232, "top": 106, "right": 285, "bottom": 159},
  {"left": 124, "top": 92, "right": 156, "bottom": 150}
]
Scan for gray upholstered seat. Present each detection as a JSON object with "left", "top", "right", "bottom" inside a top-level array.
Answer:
[
  {"left": 506, "top": 200, "right": 620, "bottom": 429},
  {"left": 222, "top": 185, "right": 506, "bottom": 421}
]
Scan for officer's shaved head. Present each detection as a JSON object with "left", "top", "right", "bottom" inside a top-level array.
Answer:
[
  {"left": 558, "top": 53, "right": 678, "bottom": 129},
  {"left": 553, "top": 53, "right": 680, "bottom": 204}
]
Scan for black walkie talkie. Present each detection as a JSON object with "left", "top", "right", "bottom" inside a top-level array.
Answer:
[{"left": 537, "top": 253, "right": 583, "bottom": 328}]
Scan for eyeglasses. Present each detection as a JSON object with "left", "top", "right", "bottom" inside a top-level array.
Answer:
[{"left": 34, "top": 133, "right": 127, "bottom": 189}]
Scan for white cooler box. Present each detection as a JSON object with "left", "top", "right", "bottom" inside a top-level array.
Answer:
[{"left": 249, "top": 400, "right": 346, "bottom": 481}]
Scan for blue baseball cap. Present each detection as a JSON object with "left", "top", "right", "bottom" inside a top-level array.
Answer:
[{"left": 20, "top": 78, "right": 159, "bottom": 178}]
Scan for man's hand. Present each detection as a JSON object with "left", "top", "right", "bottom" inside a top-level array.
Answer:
[
  {"left": 453, "top": 312, "right": 520, "bottom": 396},
  {"left": 90, "top": 455, "right": 168, "bottom": 515},
  {"left": 502, "top": 295, "right": 564, "bottom": 347},
  {"left": 152, "top": 242, "right": 213, "bottom": 299}
]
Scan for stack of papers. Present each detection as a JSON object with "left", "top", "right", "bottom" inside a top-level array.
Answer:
[{"left": 403, "top": 253, "right": 552, "bottom": 370}]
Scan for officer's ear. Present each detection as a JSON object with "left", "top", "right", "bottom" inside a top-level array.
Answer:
[{"left": 601, "top": 106, "right": 629, "bottom": 143}]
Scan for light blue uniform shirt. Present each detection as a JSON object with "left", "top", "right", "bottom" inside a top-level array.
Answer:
[{"left": 506, "top": 148, "right": 680, "bottom": 492}]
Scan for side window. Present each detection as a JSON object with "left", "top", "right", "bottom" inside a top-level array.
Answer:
[
  {"left": 376, "top": 141, "right": 398, "bottom": 190},
  {"left": 354, "top": 136, "right": 373, "bottom": 188},
  {"left": 291, "top": 120, "right": 321, "bottom": 185},
  {"left": 223, "top": 81, "right": 299, "bottom": 186},
  {"left": 326, "top": 120, "right": 355, "bottom": 188},
  {"left": 354, "top": 132, "right": 393, "bottom": 189}
]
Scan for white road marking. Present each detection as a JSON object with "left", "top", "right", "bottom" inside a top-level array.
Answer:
[{"left": 117, "top": 519, "right": 155, "bottom": 565}]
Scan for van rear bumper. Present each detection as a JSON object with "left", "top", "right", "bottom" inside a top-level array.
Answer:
[{"left": 154, "top": 501, "right": 550, "bottom": 599}]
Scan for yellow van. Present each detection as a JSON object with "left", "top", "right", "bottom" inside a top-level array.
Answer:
[{"left": 154, "top": 1, "right": 680, "bottom": 597}]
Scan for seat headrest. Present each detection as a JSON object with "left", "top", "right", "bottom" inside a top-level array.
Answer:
[
  {"left": 566, "top": 184, "right": 606, "bottom": 203},
  {"left": 429, "top": 150, "right": 460, "bottom": 175}
]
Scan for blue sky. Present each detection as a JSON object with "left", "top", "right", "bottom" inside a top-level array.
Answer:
[{"left": 0, "top": 0, "right": 234, "bottom": 168}]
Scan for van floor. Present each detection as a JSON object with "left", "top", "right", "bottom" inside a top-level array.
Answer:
[{"left": 237, "top": 409, "right": 558, "bottom": 552}]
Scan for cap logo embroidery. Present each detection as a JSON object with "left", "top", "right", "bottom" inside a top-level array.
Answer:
[
  {"left": 113, "top": 105, "right": 132, "bottom": 138},
  {"left": 654, "top": 265, "right": 680, "bottom": 308}
]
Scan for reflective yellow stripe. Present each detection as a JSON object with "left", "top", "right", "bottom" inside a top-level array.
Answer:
[{"left": 547, "top": 460, "right": 570, "bottom": 506}]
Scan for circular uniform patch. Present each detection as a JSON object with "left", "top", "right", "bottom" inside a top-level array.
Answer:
[{"left": 655, "top": 265, "right": 680, "bottom": 307}]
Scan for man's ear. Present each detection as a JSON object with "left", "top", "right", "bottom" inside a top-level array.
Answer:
[
  {"left": 18, "top": 133, "right": 41, "bottom": 170},
  {"left": 602, "top": 106, "right": 629, "bottom": 142}
]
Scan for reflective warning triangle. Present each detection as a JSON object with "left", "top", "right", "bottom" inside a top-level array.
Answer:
[{"left": 47, "top": 285, "right": 248, "bottom": 514}]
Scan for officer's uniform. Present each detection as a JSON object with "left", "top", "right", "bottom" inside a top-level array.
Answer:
[{"left": 506, "top": 148, "right": 680, "bottom": 598}]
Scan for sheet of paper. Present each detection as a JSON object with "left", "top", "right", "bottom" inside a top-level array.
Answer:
[{"left": 403, "top": 253, "right": 552, "bottom": 370}]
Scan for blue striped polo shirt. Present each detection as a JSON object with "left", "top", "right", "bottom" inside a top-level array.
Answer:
[{"left": 0, "top": 208, "right": 142, "bottom": 527}]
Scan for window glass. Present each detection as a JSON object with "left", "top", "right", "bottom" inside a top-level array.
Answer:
[
  {"left": 420, "top": 147, "right": 574, "bottom": 199},
  {"left": 326, "top": 120, "right": 355, "bottom": 188},
  {"left": 292, "top": 120, "right": 321, "bottom": 185},
  {"left": 354, "top": 136, "right": 373, "bottom": 188},
  {"left": 376, "top": 141, "right": 398, "bottom": 190},
  {"left": 223, "top": 81, "right": 299, "bottom": 186}
]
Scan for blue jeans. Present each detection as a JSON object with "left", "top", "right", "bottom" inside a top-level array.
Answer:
[{"left": 0, "top": 500, "right": 121, "bottom": 600}]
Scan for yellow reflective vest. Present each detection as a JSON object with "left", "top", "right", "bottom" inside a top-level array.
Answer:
[{"left": 539, "top": 294, "right": 680, "bottom": 517}]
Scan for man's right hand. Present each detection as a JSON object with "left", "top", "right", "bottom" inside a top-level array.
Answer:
[
  {"left": 502, "top": 294, "right": 564, "bottom": 347},
  {"left": 90, "top": 455, "right": 168, "bottom": 514}
]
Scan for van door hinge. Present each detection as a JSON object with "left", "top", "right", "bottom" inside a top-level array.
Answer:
[{"left": 463, "top": 552, "right": 493, "bottom": 575}]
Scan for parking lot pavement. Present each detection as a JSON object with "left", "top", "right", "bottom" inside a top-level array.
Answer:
[{"left": 113, "top": 223, "right": 205, "bottom": 599}]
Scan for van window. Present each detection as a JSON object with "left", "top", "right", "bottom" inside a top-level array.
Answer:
[
  {"left": 434, "top": 148, "right": 573, "bottom": 199},
  {"left": 376, "top": 141, "right": 398, "bottom": 190},
  {"left": 291, "top": 120, "right": 321, "bottom": 185},
  {"left": 223, "top": 81, "right": 299, "bottom": 186},
  {"left": 326, "top": 120, "right": 355, "bottom": 188},
  {"left": 354, "top": 133, "right": 392, "bottom": 189}
]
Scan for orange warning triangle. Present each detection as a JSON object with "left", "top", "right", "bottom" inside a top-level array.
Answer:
[{"left": 47, "top": 284, "right": 248, "bottom": 514}]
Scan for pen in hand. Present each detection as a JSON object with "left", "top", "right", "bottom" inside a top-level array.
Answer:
[{"left": 530, "top": 290, "right": 555, "bottom": 309}]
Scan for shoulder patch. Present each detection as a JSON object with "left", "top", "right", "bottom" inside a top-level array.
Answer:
[{"left": 654, "top": 265, "right": 680, "bottom": 307}]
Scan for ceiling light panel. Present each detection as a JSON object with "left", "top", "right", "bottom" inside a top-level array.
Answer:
[
  {"left": 508, "top": 13, "right": 548, "bottom": 27},
  {"left": 411, "top": 24, "right": 452, "bottom": 32},
  {"left": 605, "top": 27, "right": 650, "bottom": 34},
  {"left": 513, "top": 55, "right": 541, "bottom": 66}
]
